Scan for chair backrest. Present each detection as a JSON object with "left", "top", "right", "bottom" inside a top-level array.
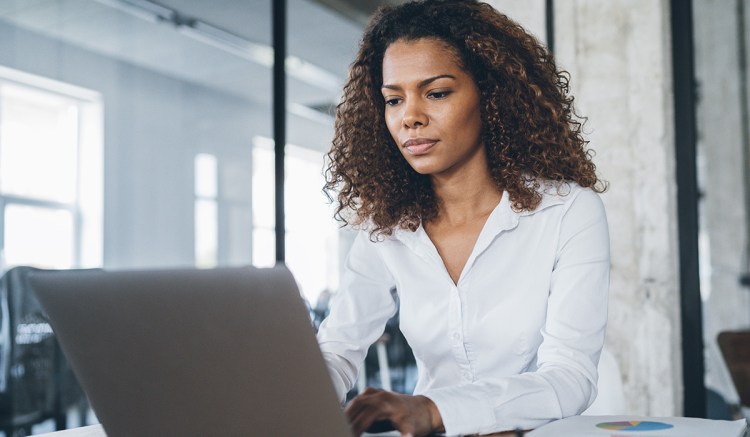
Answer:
[
  {"left": 0, "top": 266, "right": 87, "bottom": 432},
  {"left": 718, "top": 330, "right": 750, "bottom": 407},
  {"left": 0, "top": 266, "right": 57, "bottom": 423}
]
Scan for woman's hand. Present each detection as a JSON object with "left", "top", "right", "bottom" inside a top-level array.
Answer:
[{"left": 345, "top": 387, "right": 444, "bottom": 436}]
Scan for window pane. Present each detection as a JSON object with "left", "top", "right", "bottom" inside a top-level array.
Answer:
[
  {"left": 195, "top": 153, "right": 218, "bottom": 198},
  {"left": 0, "top": 83, "right": 78, "bottom": 203},
  {"left": 285, "top": 145, "right": 339, "bottom": 306},
  {"left": 252, "top": 139, "right": 275, "bottom": 230},
  {"left": 250, "top": 139, "right": 340, "bottom": 305},
  {"left": 4, "top": 204, "right": 74, "bottom": 269},
  {"left": 252, "top": 227, "right": 275, "bottom": 268},
  {"left": 286, "top": 1, "right": 362, "bottom": 305},
  {"left": 195, "top": 199, "right": 218, "bottom": 268}
]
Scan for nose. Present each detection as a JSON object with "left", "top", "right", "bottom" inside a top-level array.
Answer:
[{"left": 402, "top": 100, "right": 428, "bottom": 128}]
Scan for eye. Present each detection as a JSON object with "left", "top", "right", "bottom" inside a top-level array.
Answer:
[
  {"left": 384, "top": 97, "right": 402, "bottom": 106},
  {"left": 428, "top": 90, "right": 451, "bottom": 99}
]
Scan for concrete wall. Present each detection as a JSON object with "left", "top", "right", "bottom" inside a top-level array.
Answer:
[
  {"left": 554, "top": 0, "right": 682, "bottom": 415},
  {"left": 494, "top": 0, "right": 750, "bottom": 415},
  {"left": 491, "top": 0, "right": 684, "bottom": 416},
  {"left": 693, "top": 0, "right": 750, "bottom": 404}
]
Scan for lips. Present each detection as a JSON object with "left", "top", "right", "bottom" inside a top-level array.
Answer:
[{"left": 403, "top": 138, "right": 438, "bottom": 156}]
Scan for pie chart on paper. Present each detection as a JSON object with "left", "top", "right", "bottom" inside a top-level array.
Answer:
[{"left": 596, "top": 421, "right": 675, "bottom": 431}]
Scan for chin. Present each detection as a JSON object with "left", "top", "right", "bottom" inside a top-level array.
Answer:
[
  {"left": 403, "top": 158, "right": 440, "bottom": 175},
  {"left": 407, "top": 163, "right": 438, "bottom": 175}
]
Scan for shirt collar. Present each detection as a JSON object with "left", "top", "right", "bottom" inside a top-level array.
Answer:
[
  {"left": 393, "top": 185, "right": 566, "bottom": 239},
  {"left": 469, "top": 188, "right": 564, "bottom": 262},
  {"left": 390, "top": 184, "right": 568, "bottom": 270}
]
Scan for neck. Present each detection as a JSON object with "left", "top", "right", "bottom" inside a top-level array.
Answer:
[{"left": 430, "top": 167, "right": 502, "bottom": 226}]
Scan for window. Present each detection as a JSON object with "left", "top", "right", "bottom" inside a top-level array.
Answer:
[
  {"left": 0, "top": 66, "right": 103, "bottom": 270},
  {"left": 252, "top": 136, "right": 339, "bottom": 306},
  {"left": 194, "top": 153, "right": 219, "bottom": 268},
  {"left": 251, "top": 139, "right": 277, "bottom": 269}
]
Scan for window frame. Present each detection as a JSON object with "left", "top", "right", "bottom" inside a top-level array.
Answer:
[{"left": 0, "top": 65, "right": 103, "bottom": 270}]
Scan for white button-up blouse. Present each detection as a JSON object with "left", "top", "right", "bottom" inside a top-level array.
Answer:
[{"left": 316, "top": 183, "right": 610, "bottom": 436}]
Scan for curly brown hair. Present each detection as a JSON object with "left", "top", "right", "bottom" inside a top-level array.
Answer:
[{"left": 324, "top": 0, "right": 606, "bottom": 237}]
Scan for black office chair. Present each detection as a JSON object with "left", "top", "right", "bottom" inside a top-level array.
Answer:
[
  {"left": 718, "top": 330, "right": 750, "bottom": 411},
  {"left": 361, "top": 311, "right": 417, "bottom": 394},
  {"left": 0, "top": 266, "right": 88, "bottom": 436},
  {"left": 343, "top": 287, "right": 417, "bottom": 400}
]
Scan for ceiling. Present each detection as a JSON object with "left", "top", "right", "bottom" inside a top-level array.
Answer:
[{"left": 0, "top": 0, "right": 373, "bottom": 119}]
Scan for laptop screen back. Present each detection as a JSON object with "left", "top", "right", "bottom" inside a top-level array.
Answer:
[{"left": 30, "top": 266, "right": 352, "bottom": 437}]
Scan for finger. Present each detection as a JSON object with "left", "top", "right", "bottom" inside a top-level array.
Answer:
[
  {"left": 348, "top": 392, "right": 397, "bottom": 436},
  {"left": 396, "top": 421, "right": 416, "bottom": 437},
  {"left": 387, "top": 411, "right": 415, "bottom": 437},
  {"left": 345, "top": 388, "right": 387, "bottom": 419},
  {"left": 344, "top": 387, "right": 381, "bottom": 413},
  {"left": 345, "top": 394, "right": 377, "bottom": 420},
  {"left": 380, "top": 395, "right": 425, "bottom": 437},
  {"left": 366, "top": 419, "right": 397, "bottom": 433},
  {"left": 357, "top": 401, "right": 407, "bottom": 437},
  {"left": 349, "top": 405, "right": 389, "bottom": 436}
]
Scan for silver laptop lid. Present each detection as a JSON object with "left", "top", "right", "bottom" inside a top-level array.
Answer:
[{"left": 30, "top": 266, "right": 352, "bottom": 437}]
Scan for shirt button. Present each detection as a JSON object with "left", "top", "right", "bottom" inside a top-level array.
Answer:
[
  {"left": 452, "top": 332, "right": 460, "bottom": 341},
  {"left": 463, "top": 371, "right": 472, "bottom": 380}
]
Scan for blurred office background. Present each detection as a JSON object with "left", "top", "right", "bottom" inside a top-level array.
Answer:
[{"left": 0, "top": 0, "right": 748, "bottom": 433}]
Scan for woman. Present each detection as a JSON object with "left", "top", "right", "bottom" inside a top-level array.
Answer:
[{"left": 318, "top": 1, "right": 610, "bottom": 436}]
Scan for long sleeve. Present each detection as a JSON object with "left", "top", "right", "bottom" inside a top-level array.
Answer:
[
  {"left": 421, "top": 189, "right": 610, "bottom": 435},
  {"left": 316, "top": 230, "right": 398, "bottom": 403}
]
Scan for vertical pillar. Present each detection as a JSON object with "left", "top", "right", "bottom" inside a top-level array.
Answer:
[
  {"left": 273, "top": 0, "right": 286, "bottom": 263},
  {"left": 545, "top": 0, "right": 554, "bottom": 54},
  {"left": 555, "top": 0, "right": 683, "bottom": 416},
  {"left": 671, "top": 0, "right": 705, "bottom": 417}
]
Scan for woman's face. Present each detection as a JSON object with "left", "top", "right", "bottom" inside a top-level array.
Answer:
[{"left": 381, "top": 38, "right": 484, "bottom": 177}]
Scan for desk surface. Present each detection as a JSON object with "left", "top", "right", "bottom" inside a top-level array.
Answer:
[
  {"left": 36, "top": 424, "right": 522, "bottom": 437},
  {"left": 37, "top": 426, "right": 104, "bottom": 437}
]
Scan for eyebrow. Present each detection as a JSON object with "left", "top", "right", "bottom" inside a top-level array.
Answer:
[{"left": 381, "top": 74, "right": 457, "bottom": 90}]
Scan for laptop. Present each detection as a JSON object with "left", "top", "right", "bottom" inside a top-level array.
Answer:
[{"left": 29, "top": 266, "right": 354, "bottom": 437}]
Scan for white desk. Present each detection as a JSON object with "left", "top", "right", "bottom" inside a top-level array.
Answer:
[
  {"left": 36, "top": 417, "right": 748, "bottom": 437},
  {"left": 37, "top": 425, "right": 105, "bottom": 437},
  {"left": 36, "top": 424, "right": 522, "bottom": 436}
]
